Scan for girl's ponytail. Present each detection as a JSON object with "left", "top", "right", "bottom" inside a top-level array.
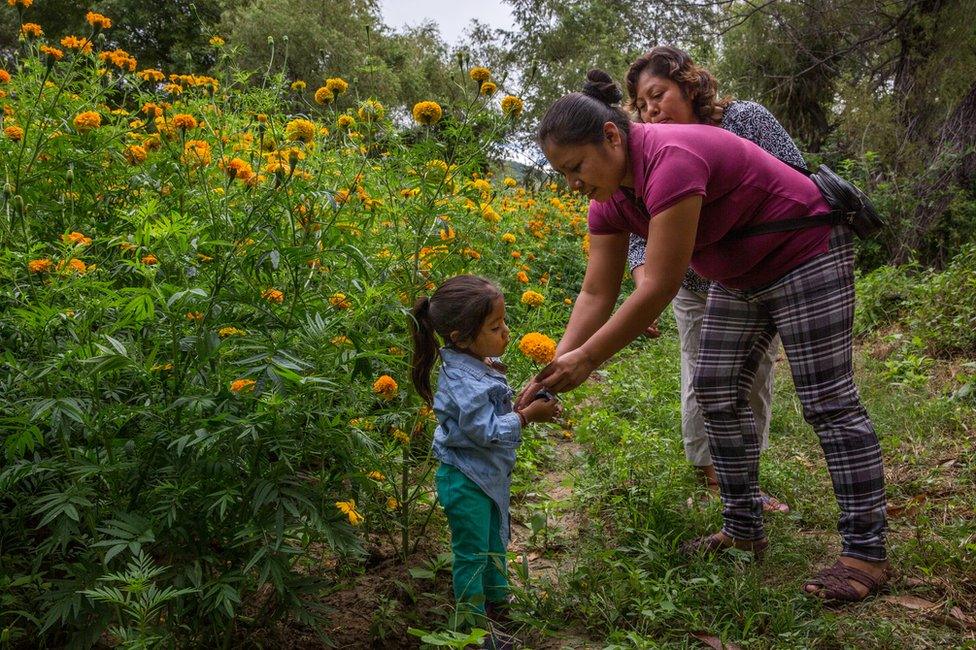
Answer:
[{"left": 410, "top": 296, "right": 437, "bottom": 405}]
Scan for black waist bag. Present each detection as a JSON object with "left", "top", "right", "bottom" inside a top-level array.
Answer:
[{"left": 728, "top": 162, "right": 886, "bottom": 240}]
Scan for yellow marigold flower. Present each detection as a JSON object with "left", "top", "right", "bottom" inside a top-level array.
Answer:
[
  {"left": 163, "top": 83, "right": 182, "bottom": 95},
  {"left": 521, "top": 290, "right": 544, "bottom": 307},
  {"left": 562, "top": 429, "right": 574, "bottom": 440},
  {"left": 28, "top": 258, "right": 52, "bottom": 273},
  {"left": 331, "top": 335, "right": 352, "bottom": 346},
  {"left": 262, "top": 288, "right": 284, "bottom": 303},
  {"left": 230, "top": 378, "right": 256, "bottom": 393},
  {"left": 581, "top": 233, "right": 590, "bottom": 255},
  {"left": 325, "top": 77, "right": 348, "bottom": 94},
  {"left": 367, "top": 470, "right": 385, "bottom": 481},
  {"left": 85, "top": 11, "right": 112, "bottom": 29},
  {"left": 412, "top": 100, "right": 442, "bottom": 126},
  {"left": 62, "top": 231, "right": 92, "bottom": 246},
  {"left": 329, "top": 292, "right": 351, "bottom": 309},
  {"left": 335, "top": 500, "right": 364, "bottom": 526},
  {"left": 314, "top": 86, "right": 334, "bottom": 105},
  {"left": 57, "top": 258, "right": 87, "bottom": 274},
  {"left": 516, "top": 271, "right": 529, "bottom": 283},
  {"left": 372, "top": 375, "right": 398, "bottom": 400},
  {"left": 357, "top": 99, "right": 384, "bottom": 122},
  {"left": 481, "top": 204, "right": 500, "bottom": 223},
  {"left": 392, "top": 428, "right": 410, "bottom": 445},
  {"left": 386, "top": 497, "right": 399, "bottom": 510},
  {"left": 61, "top": 35, "right": 93, "bottom": 54},
  {"left": 501, "top": 95, "right": 524, "bottom": 118},
  {"left": 219, "top": 326, "right": 246, "bottom": 338},
  {"left": 40, "top": 45, "right": 64, "bottom": 61},
  {"left": 124, "top": 144, "right": 147, "bottom": 165},
  {"left": 141, "top": 254, "right": 158, "bottom": 265},
  {"left": 186, "top": 311, "right": 204, "bottom": 321},
  {"left": 182, "top": 139, "right": 212, "bottom": 166},
  {"left": 564, "top": 297, "right": 573, "bottom": 305},
  {"left": 138, "top": 68, "right": 165, "bottom": 83},
  {"left": 439, "top": 226, "right": 455, "bottom": 241},
  {"left": 141, "top": 102, "right": 163, "bottom": 117},
  {"left": 4, "top": 125, "right": 23, "bottom": 141},
  {"left": 209, "top": 35, "right": 225, "bottom": 47},
  {"left": 469, "top": 66, "right": 491, "bottom": 83},
  {"left": 170, "top": 113, "right": 197, "bottom": 130},
  {"left": 501, "top": 232, "right": 516, "bottom": 244},
  {"left": 519, "top": 332, "right": 556, "bottom": 364},
  {"left": 73, "top": 111, "right": 101, "bottom": 132},
  {"left": 290, "top": 80, "right": 306, "bottom": 91},
  {"left": 0, "top": 70, "right": 9, "bottom": 84},
  {"left": 504, "top": 177, "right": 517, "bottom": 187},
  {"left": 480, "top": 81, "right": 497, "bottom": 96},
  {"left": 285, "top": 118, "right": 315, "bottom": 143},
  {"left": 337, "top": 114, "right": 355, "bottom": 129},
  {"left": 222, "top": 157, "right": 254, "bottom": 182},
  {"left": 20, "top": 22, "right": 42, "bottom": 38},
  {"left": 464, "top": 247, "right": 481, "bottom": 259},
  {"left": 7, "top": 0, "right": 32, "bottom": 7}
]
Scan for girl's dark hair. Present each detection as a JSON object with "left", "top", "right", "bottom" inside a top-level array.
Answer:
[
  {"left": 624, "top": 46, "right": 730, "bottom": 124},
  {"left": 409, "top": 275, "right": 502, "bottom": 405},
  {"left": 537, "top": 69, "right": 631, "bottom": 148}
]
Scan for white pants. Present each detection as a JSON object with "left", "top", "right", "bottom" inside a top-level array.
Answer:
[{"left": 672, "top": 286, "right": 776, "bottom": 466}]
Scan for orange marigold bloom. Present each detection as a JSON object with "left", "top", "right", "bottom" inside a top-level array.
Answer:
[
  {"left": 372, "top": 375, "right": 398, "bottom": 400},
  {"left": 285, "top": 118, "right": 315, "bottom": 143},
  {"left": 182, "top": 139, "right": 212, "bottom": 166},
  {"left": 85, "top": 11, "right": 112, "bottom": 29},
  {"left": 7, "top": 0, "right": 32, "bottom": 8},
  {"left": 141, "top": 102, "right": 163, "bottom": 117},
  {"left": 62, "top": 231, "right": 92, "bottom": 246},
  {"left": 138, "top": 69, "right": 165, "bottom": 83},
  {"left": 124, "top": 144, "right": 147, "bottom": 165},
  {"left": 262, "top": 288, "right": 284, "bottom": 303},
  {"left": 28, "top": 258, "right": 52, "bottom": 273},
  {"left": 186, "top": 311, "right": 204, "bottom": 321},
  {"left": 40, "top": 45, "right": 64, "bottom": 61},
  {"left": 73, "top": 111, "right": 101, "bottom": 132},
  {"left": 57, "top": 258, "right": 87, "bottom": 274},
  {"left": 501, "top": 95, "right": 524, "bottom": 118},
  {"left": 518, "top": 332, "right": 556, "bottom": 364},
  {"left": 480, "top": 81, "right": 497, "bottom": 96},
  {"left": 20, "top": 23, "right": 42, "bottom": 38},
  {"left": 0, "top": 70, "right": 10, "bottom": 84},
  {"left": 521, "top": 290, "right": 544, "bottom": 307},
  {"left": 4, "top": 125, "right": 23, "bottom": 141},
  {"left": 61, "top": 35, "right": 93, "bottom": 54},
  {"left": 411, "top": 100, "right": 442, "bottom": 126},
  {"left": 325, "top": 77, "right": 348, "bottom": 94},
  {"left": 223, "top": 157, "right": 254, "bottom": 182},
  {"left": 314, "top": 86, "right": 334, "bottom": 105},
  {"left": 516, "top": 271, "right": 529, "bottom": 283},
  {"left": 170, "top": 113, "right": 197, "bottom": 130},
  {"left": 230, "top": 378, "right": 256, "bottom": 393},
  {"left": 141, "top": 254, "right": 158, "bottom": 265},
  {"left": 329, "top": 292, "right": 351, "bottom": 309},
  {"left": 469, "top": 66, "right": 491, "bottom": 82}
]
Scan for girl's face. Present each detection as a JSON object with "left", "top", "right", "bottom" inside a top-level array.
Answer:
[
  {"left": 461, "top": 296, "right": 509, "bottom": 359},
  {"left": 543, "top": 122, "right": 629, "bottom": 202},
  {"left": 633, "top": 71, "right": 697, "bottom": 124}
]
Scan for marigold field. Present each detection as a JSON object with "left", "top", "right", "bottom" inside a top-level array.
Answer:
[{"left": 0, "top": 10, "right": 590, "bottom": 646}]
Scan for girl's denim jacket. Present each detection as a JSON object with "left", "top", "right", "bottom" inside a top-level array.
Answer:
[{"left": 431, "top": 347, "right": 522, "bottom": 543}]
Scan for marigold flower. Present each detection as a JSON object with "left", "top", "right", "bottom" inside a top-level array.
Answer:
[
  {"left": 337, "top": 114, "right": 355, "bottom": 129},
  {"left": 325, "top": 77, "right": 349, "bottom": 94},
  {"left": 219, "top": 326, "right": 246, "bottom": 338},
  {"left": 182, "top": 139, "right": 212, "bottom": 166},
  {"left": 62, "top": 231, "right": 92, "bottom": 246},
  {"left": 329, "top": 292, "right": 351, "bottom": 309},
  {"left": 85, "top": 11, "right": 113, "bottom": 29},
  {"left": 284, "top": 118, "right": 315, "bottom": 143},
  {"left": 186, "top": 311, "right": 204, "bottom": 321},
  {"left": 367, "top": 470, "right": 385, "bottom": 481},
  {"left": 357, "top": 99, "right": 385, "bottom": 122},
  {"left": 60, "top": 35, "right": 93, "bottom": 54},
  {"left": 73, "top": 111, "right": 101, "bottom": 132},
  {"left": 501, "top": 95, "right": 524, "bottom": 118},
  {"left": 40, "top": 45, "right": 63, "bottom": 61},
  {"left": 0, "top": 70, "right": 9, "bottom": 85},
  {"left": 516, "top": 271, "right": 529, "bottom": 283},
  {"left": 138, "top": 68, "right": 165, "bottom": 83},
  {"left": 521, "top": 290, "right": 544, "bottom": 307},
  {"left": 164, "top": 83, "right": 182, "bottom": 95},
  {"left": 412, "top": 100, "right": 442, "bottom": 126},
  {"left": 335, "top": 500, "right": 364, "bottom": 525},
  {"left": 28, "top": 258, "right": 52, "bottom": 273},
  {"left": 469, "top": 66, "right": 491, "bottom": 82},
  {"left": 141, "top": 254, "right": 158, "bottom": 265},
  {"left": 519, "top": 332, "right": 556, "bottom": 364},
  {"left": 8, "top": 0, "right": 32, "bottom": 8},
  {"left": 262, "top": 288, "right": 284, "bottom": 303},
  {"left": 4, "top": 125, "right": 23, "bottom": 141},
  {"left": 372, "top": 375, "right": 398, "bottom": 400},
  {"left": 290, "top": 80, "right": 306, "bottom": 91},
  {"left": 124, "top": 144, "right": 147, "bottom": 165},
  {"left": 230, "top": 378, "right": 256, "bottom": 393},
  {"left": 501, "top": 232, "right": 516, "bottom": 244},
  {"left": 504, "top": 177, "right": 517, "bottom": 188},
  {"left": 314, "top": 86, "right": 334, "bottom": 105},
  {"left": 480, "top": 81, "right": 497, "bottom": 96},
  {"left": 141, "top": 102, "right": 163, "bottom": 117},
  {"left": 57, "top": 258, "right": 87, "bottom": 274},
  {"left": 222, "top": 157, "right": 254, "bottom": 182},
  {"left": 170, "top": 113, "right": 197, "bottom": 130},
  {"left": 386, "top": 497, "right": 399, "bottom": 510},
  {"left": 392, "top": 428, "right": 410, "bottom": 445},
  {"left": 20, "top": 23, "right": 42, "bottom": 38},
  {"left": 209, "top": 35, "right": 225, "bottom": 47}
]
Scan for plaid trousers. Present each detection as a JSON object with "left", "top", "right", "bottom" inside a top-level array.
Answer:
[{"left": 694, "top": 227, "right": 887, "bottom": 561}]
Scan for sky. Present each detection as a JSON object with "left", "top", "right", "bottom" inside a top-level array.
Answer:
[{"left": 378, "top": 0, "right": 515, "bottom": 46}]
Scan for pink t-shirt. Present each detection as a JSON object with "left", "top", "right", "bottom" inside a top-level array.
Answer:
[{"left": 588, "top": 122, "right": 832, "bottom": 289}]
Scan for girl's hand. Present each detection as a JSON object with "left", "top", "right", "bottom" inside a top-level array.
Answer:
[
  {"left": 516, "top": 377, "right": 547, "bottom": 410},
  {"left": 536, "top": 347, "right": 597, "bottom": 394},
  {"left": 520, "top": 394, "right": 562, "bottom": 424}
]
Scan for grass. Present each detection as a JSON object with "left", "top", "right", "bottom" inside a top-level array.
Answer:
[{"left": 510, "top": 311, "right": 976, "bottom": 649}]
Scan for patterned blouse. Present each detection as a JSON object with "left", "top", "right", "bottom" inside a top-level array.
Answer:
[{"left": 626, "top": 100, "right": 807, "bottom": 295}]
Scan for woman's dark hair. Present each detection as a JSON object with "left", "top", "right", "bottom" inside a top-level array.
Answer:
[
  {"left": 410, "top": 275, "right": 502, "bottom": 405},
  {"left": 624, "top": 46, "right": 730, "bottom": 124},
  {"left": 537, "top": 69, "right": 631, "bottom": 148}
]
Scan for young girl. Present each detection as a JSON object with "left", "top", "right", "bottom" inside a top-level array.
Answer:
[{"left": 410, "top": 275, "right": 560, "bottom": 629}]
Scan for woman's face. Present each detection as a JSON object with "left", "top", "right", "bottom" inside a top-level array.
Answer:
[
  {"left": 543, "top": 122, "right": 629, "bottom": 202},
  {"left": 633, "top": 71, "right": 697, "bottom": 124}
]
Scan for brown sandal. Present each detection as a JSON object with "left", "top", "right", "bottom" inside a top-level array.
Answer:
[
  {"left": 680, "top": 533, "right": 768, "bottom": 561},
  {"left": 804, "top": 560, "right": 888, "bottom": 603}
]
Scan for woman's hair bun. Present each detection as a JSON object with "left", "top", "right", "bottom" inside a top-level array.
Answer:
[{"left": 582, "top": 68, "right": 623, "bottom": 105}]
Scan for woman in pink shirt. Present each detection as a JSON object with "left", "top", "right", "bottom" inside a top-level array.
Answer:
[{"left": 520, "top": 69, "right": 889, "bottom": 603}]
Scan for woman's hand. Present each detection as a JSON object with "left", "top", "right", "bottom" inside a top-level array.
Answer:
[{"left": 535, "top": 347, "right": 597, "bottom": 394}]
